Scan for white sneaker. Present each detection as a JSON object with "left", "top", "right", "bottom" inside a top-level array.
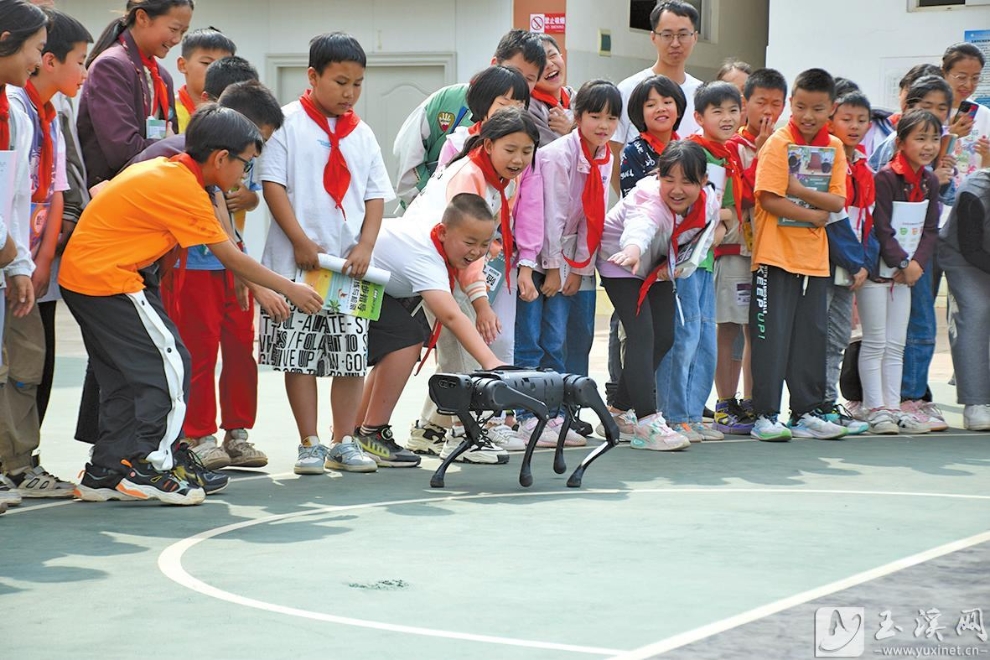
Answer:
[
  {"left": 750, "top": 415, "right": 792, "bottom": 442},
  {"left": 519, "top": 417, "right": 559, "bottom": 448},
  {"left": 629, "top": 413, "right": 691, "bottom": 451},
  {"left": 185, "top": 435, "right": 231, "bottom": 470},
  {"left": 439, "top": 432, "right": 509, "bottom": 464},
  {"left": 964, "top": 404, "right": 990, "bottom": 431},
  {"left": 918, "top": 402, "right": 948, "bottom": 432},
  {"left": 867, "top": 408, "right": 900, "bottom": 435},
  {"left": 0, "top": 474, "right": 22, "bottom": 506},
  {"left": 485, "top": 423, "right": 527, "bottom": 451},
  {"left": 894, "top": 410, "right": 930, "bottom": 434},
  {"left": 788, "top": 412, "right": 847, "bottom": 440},
  {"left": 844, "top": 401, "right": 867, "bottom": 421},
  {"left": 595, "top": 409, "right": 638, "bottom": 442},
  {"left": 294, "top": 437, "right": 329, "bottom": 475},
  {"left": 547, "top": 417, "right": 587, "bottom": 447},
  {"left": 691, "top": 421, "right": 724, "bottom": 441},
  {"left": 325, "top": 437, "right": 379, "bottom": 472},
  {"left": 406, "top": 421, "right": 446, "bottom": 455}
]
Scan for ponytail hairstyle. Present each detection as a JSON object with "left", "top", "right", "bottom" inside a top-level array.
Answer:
[
  {"left": 451, "top": 106, "right": 540, "bottom": 165},
  {"left": 0, "top": 0, "right": 49, "bottom": 59},
  {"left": 87, "top": 0, "right": 194, "bottom": 68}
]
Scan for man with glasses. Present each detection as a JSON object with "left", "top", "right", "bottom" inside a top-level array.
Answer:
[{"left": 610, "top": 0, "right": 704, "bottom": 186}]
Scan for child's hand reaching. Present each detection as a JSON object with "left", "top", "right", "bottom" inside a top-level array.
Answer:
[
  {"left": 517, "top": 266, "right": 538, "bottom": 302},
  {"left": 286, "top": 282, "right": 324, "bottom": 315},
  {"left": 255, "top": 285, "right": 292, "bottom": 322},
  {"left": 225, "top": 187, "right": 259, "bottom": 214},
  {"left": 343, "top": 242, "right": 373, "bottom": 280},
  {"left": 608, "top": 245, "right": 642, "bottom": 274},
  {"left": 234, "top": 277, "right": 251, "bottom": 311},
  {"left": 475, "top": 305, "right": 502, "bottom": 344},
  {"left": 294, "top": 237, "right": 322, "bottom": 270},
  {"left": 541, "top": 268, "right": 562, "bottom": 297},
  {"left": 562, "top": 272, "right": 582, "bottom": 296}
]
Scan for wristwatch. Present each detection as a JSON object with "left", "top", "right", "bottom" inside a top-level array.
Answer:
[{"left": 899, "top": 258, "right": 911, "bottom": 269}]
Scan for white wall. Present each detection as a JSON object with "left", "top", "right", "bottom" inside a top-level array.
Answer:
[
  {"left": 564, "top": 0, "right": 769, "bottom": 89},
  {"left": 767, "top": 0, "right": 987, "bottom": 110}
]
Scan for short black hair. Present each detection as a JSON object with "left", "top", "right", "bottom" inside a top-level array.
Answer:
[
  {"left": 896, "top": 108, "right": 942, "bottom": 143},
  {"left": 694, "top": 80, "right": 741, "bottom": 114},
  {"left": 899, "top": 64, "right": 941, "bottom": 91},
  {"left": 185, "top": 103, "right": 264, "bottom": 164},
  {"left": 943, "top": 42, "right": 985, "bottom": 72},
  {"left": 629, "top": 75, "right": 686, "bottom": 133},
  {"left": 833, "top": 91, "right": 871, "bottom": 116},
  {"left": 443, "top": 192, "right": 496, "bottom": 227},
  {"left": 0, "top": 1, "right": 48, "bottom": 59},
  {"left": 793, "top": 68, "right": 836, "bottom": 101},
  {"left": 218, "top": 80, "right": 283, "bottom": 132},
  {"left": 743, "top": 67, "right": 787, "bottom": 100},
  {"left": 833, "top": 77, "right": 860, "bottom": 98},
  {"left": 493, "top": 29, "right": 546, "bottom": 79},
  {"left": 40, "top": 8, "right": 92, "bottom": 63},
  {"left": 180, "top": 26, "right": 236, "bottom": 59},
  {"left": 573, "top": 79, "right": 622, "bottom": 118},
  {"left": 309, "top": 32, "right": 365, "bottom": 74},
  {"left": 467, "top": 65, "right": 530, "bottom": 122},
  {"left": 906, "top": 74, "right": 953, "bottom": 109},
  {"left": 657, "top": 139, "right": 707, "bottom": 185},
  {"left": 650, "top": 0, "right": 700, "bottom": 31},
  {"left": 203, "top": 56, "right": 259, "bottom": 101}
]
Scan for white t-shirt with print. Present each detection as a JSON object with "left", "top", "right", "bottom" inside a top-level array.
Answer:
[
  {"left": 260, "top": 100, "right": 395, "bottom": 279},
  {"left": 612, "top": 68, "right": 703, "bottom": 145}
]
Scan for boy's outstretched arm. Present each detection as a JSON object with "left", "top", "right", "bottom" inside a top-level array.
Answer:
[
  {"left": 758, "top": 191, "right": 831, "bottom": 227},
  {"left": 421, "top": 289, "right": 502, "bottom": 370},
  {"left": 209, "top": 240, "right": 323, "bottom": 314}
]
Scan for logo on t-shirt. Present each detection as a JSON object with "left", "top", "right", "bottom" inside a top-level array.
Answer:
[{"left": 436, "top": 111, "right": 455, "bottom": 132}]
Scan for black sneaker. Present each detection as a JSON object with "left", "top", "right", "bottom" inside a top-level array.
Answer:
[
  {"left": 73, "top": 463, "right": 138, "bottom": 502},
  {"left": 117, "top": 459, "right": 205, "bottom": 505},
  {"left": 172, "top": 443, "right": 229, "bottom": 495},
  {"left": 355, "top": 425, "right": 421, "bottom": 468}
]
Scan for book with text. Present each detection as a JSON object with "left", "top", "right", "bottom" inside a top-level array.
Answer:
[
  {"left": 778, "top": 144, "right": 835, "bottom": 228},
  {"left": 298, "top": 254, "right": 391, "bottom": 321}
]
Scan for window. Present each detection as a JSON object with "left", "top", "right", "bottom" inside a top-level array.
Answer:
[
  {"left": 629, "top": 0, "right": 710, "bottom": 40},
  {"left": 913, "top": 0, "right": 990, "bottom": 8}
]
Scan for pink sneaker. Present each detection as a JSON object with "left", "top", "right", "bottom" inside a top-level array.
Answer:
[
  {"left": 595, "top": 409, "right": 638, "bottom": 442},
  {"left": 629, "top": 413, "right": 691, "bottom": 451},
  {"left": 900, "top": 400, "right": 942, "bottom": 431},
  {"left": 519, "top": 417, "right": 559, "bottom": 447},
  {"left": 547, "top": 417, "right": 587, "bottom": 447}
]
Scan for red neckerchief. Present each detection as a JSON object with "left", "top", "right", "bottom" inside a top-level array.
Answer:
[
  {"left": 787, "top": 118, "right": 831, "bottom": 147},
  {"left": 639, "top": 130, "right": 677, "bottom": 157},
  {"left": 25, "top": 81, "right": 56, "bottom": 203},
  {"left": 890, "top": 151, "right": 925, "bottom": 203},
  {"left": 177, "top": 85, "right": 197, "bottom": 115},
  {"left": 468, "top": 121, "right": 482, "bottom": 136},
  {"left": 299, "top": 90, "right": 360, "bottom": 219},
  {"left": 468, "top": 145, "right": 514, "bottom": 289},
  {"left": 687, "top": 134, "right": 744, "bottom": 226},
  {"left": 0, "top": 85, "right": 9, "bottom": 151},
  {"left": 415, "top": 224, "right": 457, "bottom": 376},
  {"left": 890, "top": 113, "right": 901, "bottom": 128},
  {"left": 564, "top": 137, "right": 610, "bottom": 269},
  {"left": 122, "top": 36, "right": 170, "bottom": 120},
  {"left": 846, "top": 154, "right": 876, "bottom": 239},
  {"left": 637, "top": 189, "right": 708, "bottom": 313},
  {"left": 727, "top": 127, "right": 759, "bottom": 209},
  {"left": 531, "top": 87, "right": 571, "bottom": 109}
]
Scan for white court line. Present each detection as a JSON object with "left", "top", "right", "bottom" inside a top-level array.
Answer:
[
  {"left": 609, "top": 528, "right": 990, "bottom": 660},
  {"left": 158, "top": 487, "right": 990, "bottom": 656}
]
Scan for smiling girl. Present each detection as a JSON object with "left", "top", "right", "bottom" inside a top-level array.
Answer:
[
  {"left": 942, "top": 43, "right": 990, "bottom": 190},
  {"left": 528, "top": 34, "right": 574, "bottom": 147},
  {"left": 619, "top": 75, "right": 685, "bottom": 197},
  {"left": 79, "top": 0, "right": 193, "bottom": 187}
]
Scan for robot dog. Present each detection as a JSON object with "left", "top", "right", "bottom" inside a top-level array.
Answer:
[{"left": 427, "top": 368, "right": 619, "bottom": 489}]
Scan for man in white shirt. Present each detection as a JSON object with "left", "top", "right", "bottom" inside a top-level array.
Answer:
[{"left": 610, "top": 0, "right": 704, "bottom": 190}]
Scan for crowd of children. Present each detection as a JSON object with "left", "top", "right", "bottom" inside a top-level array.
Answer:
[{"left": 0, "top": 0, "right": 987, "bottom": 507}]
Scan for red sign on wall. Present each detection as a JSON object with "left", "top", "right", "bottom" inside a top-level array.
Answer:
[{"left": 530, "top": 13, "right": 566, "bottom": 34}]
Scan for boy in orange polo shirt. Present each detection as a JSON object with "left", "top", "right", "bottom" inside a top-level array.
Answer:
[
  {"left": 749, "top": 68, "right": 848, "bottom": 442},
  {"left": 59, "top": 106, "right": 322, "bottom": 505}
]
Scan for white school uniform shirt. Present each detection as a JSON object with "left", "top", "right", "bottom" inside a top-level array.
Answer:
[
  {"left": 612, "top": 68, "right": 702, "bottom": 145},
  {"left": 2, "top": 97, "right": 36, "bottom": 280},
  {"left": 536, "top": 129, "right": 611, "bottom": 276},
  {"left": 260, "top": 100, "right": 395, "bottom": 280},
  {"left": 373, "top": 214, "right": 451, "bottom": 298}
]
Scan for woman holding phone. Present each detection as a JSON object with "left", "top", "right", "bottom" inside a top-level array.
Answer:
[{"left": 942, "top": 43, "right": 990, "bottom": 190}]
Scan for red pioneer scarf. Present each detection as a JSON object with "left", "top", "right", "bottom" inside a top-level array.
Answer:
[
  {"left": 25, "top": 81, "right": 56, "bottom": 203},
  {"left": 299, "top": 90, "right": 361, "bottom": 218},
  {"left": 687, "top": 134, "right": 744, "bottom": 226},
  {"left": 531, "top": 86, "right": 571, "bottom": 109},
  {"left": 177, "top": 85, "right": 197, "bottom": 115},
  {"left": 468, "top": 145, "right": 514, "bottom": 289},
  {"left": 639, "top": 130, "right": 677, "bottom": 157},
  {"left": 889, "top": 150, "right": 925, "bottom": 203},
  {"left": 468, "top": 121, "right": 482, "bottom": 136},
  {"left": 125, "top": 37, "right": 170, "bottom": 120},
  {"left": 847, "top": 155, "right": 876, "bottom": 239},
  {"left": 637, "top": 189, "right": 708, "bottom": 314},
  {"left": 564, "top": 137, "right": 610, "bottom": 269},
  {"left": 0, "top": 86, "right": 9, "bottom": 151},
  {"left": 787, "top": 118, "right": 831, "bottom": 147},
  {"left": 416, "top": 223, "right": 458, "bottom": 376},
  {"left": 728, "top": 127, "right": 759, "bottom": 209}
]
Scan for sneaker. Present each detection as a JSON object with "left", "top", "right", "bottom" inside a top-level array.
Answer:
[
  {"left": 571, "top": 418, "right": 594, "bottom": 437},
  {"left": 439, "top": 431, "right": 509, "bottom": 464},
  {"left": 356, "top": 426, "right": 421, "bottom": 468},
  {"left": 547, "top": 416, "right": 587, "bottom": 447},
  {"left": 0, "top": 474, "right": 22, "bottom": 507},
  {"left": 183, "top": 435, "right": 231, "bottom": 470},
  {"left": 823, "top": 403, "right": 870, "bottom": 436},
  {"left": 295, "top": 437, "right": 329, "bottom": 475},
  {"left": 788, "top": 411, "right": 848, "bottom": 440},
  {"left": 702, "top": 406, "right": 716, "bottom": 420},
  {"left": 6, "top": 465, "right": 75, "bottom": 499},
  {"left": 406, "top": 421, "right": 446, "bottom": 455},
  {"left": 844, "top": 401, "right": 867, "bottom": 421},
  {"left": 671, "top": 421, "right": 703, "bottom": 443},
  {"left": 325, "top": 437, "right": 378, "bottom": 473},
  {"left": 519, "top": 417, "right": 560, "bottom": 448},
  {"left": 629, "top": 413, "right": 691, "bottom": 451},
  {"left": 866, "top": 408, "right": 900, "bottom": 435},
  {"left": 737, "top": 398, "right": 756, "bottom": 422},
  {"left": 223, "top": 429, "right": 268, "bottom": 468},
  {"left": 172, "top": 443, "right": 230, "bottom": 494},
  {"left": 894, "top": 410, "right": 930, "bottom": 434},
  {"left": 713, "top": 399, "right": 754, "bottom": 435},
  {"left": 485, "top": 423, "right": 527, "bottom": 451},
  {"left": 690, "top": 421, "right": 724, "bottom": 441},
  {"left": 750, "top": 414, "right": 792, "bottom": 442},
  {"left": 595, "top": 408, "right": 638, "bottom": 442},
  {"left": 116, "top": 459, "right": 205, "bottom": 505},
  {"left": 964, "top": 404, "right": 990, "bottom": 432},
  {"left": 919, "top": 402, "right": 948, "bottom": 432},
  {"left": 73, "top": 463, "right": 138, "bottom": 502}
]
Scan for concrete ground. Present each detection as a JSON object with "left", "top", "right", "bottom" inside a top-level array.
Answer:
[{"left": 2, "top": 295, "right": 988, "bottom": 660}]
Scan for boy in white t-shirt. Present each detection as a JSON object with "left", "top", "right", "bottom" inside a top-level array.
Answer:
[
  {"left": 260, "top": 32, "right": 408, "bottom": 473},
  {"left": 360, "top": 193, "right": 507, "bottom": 464}
]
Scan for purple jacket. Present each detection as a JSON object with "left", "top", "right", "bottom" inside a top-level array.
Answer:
[{"left": 78, "top": 30, "right": 177, "bottom": 187}]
